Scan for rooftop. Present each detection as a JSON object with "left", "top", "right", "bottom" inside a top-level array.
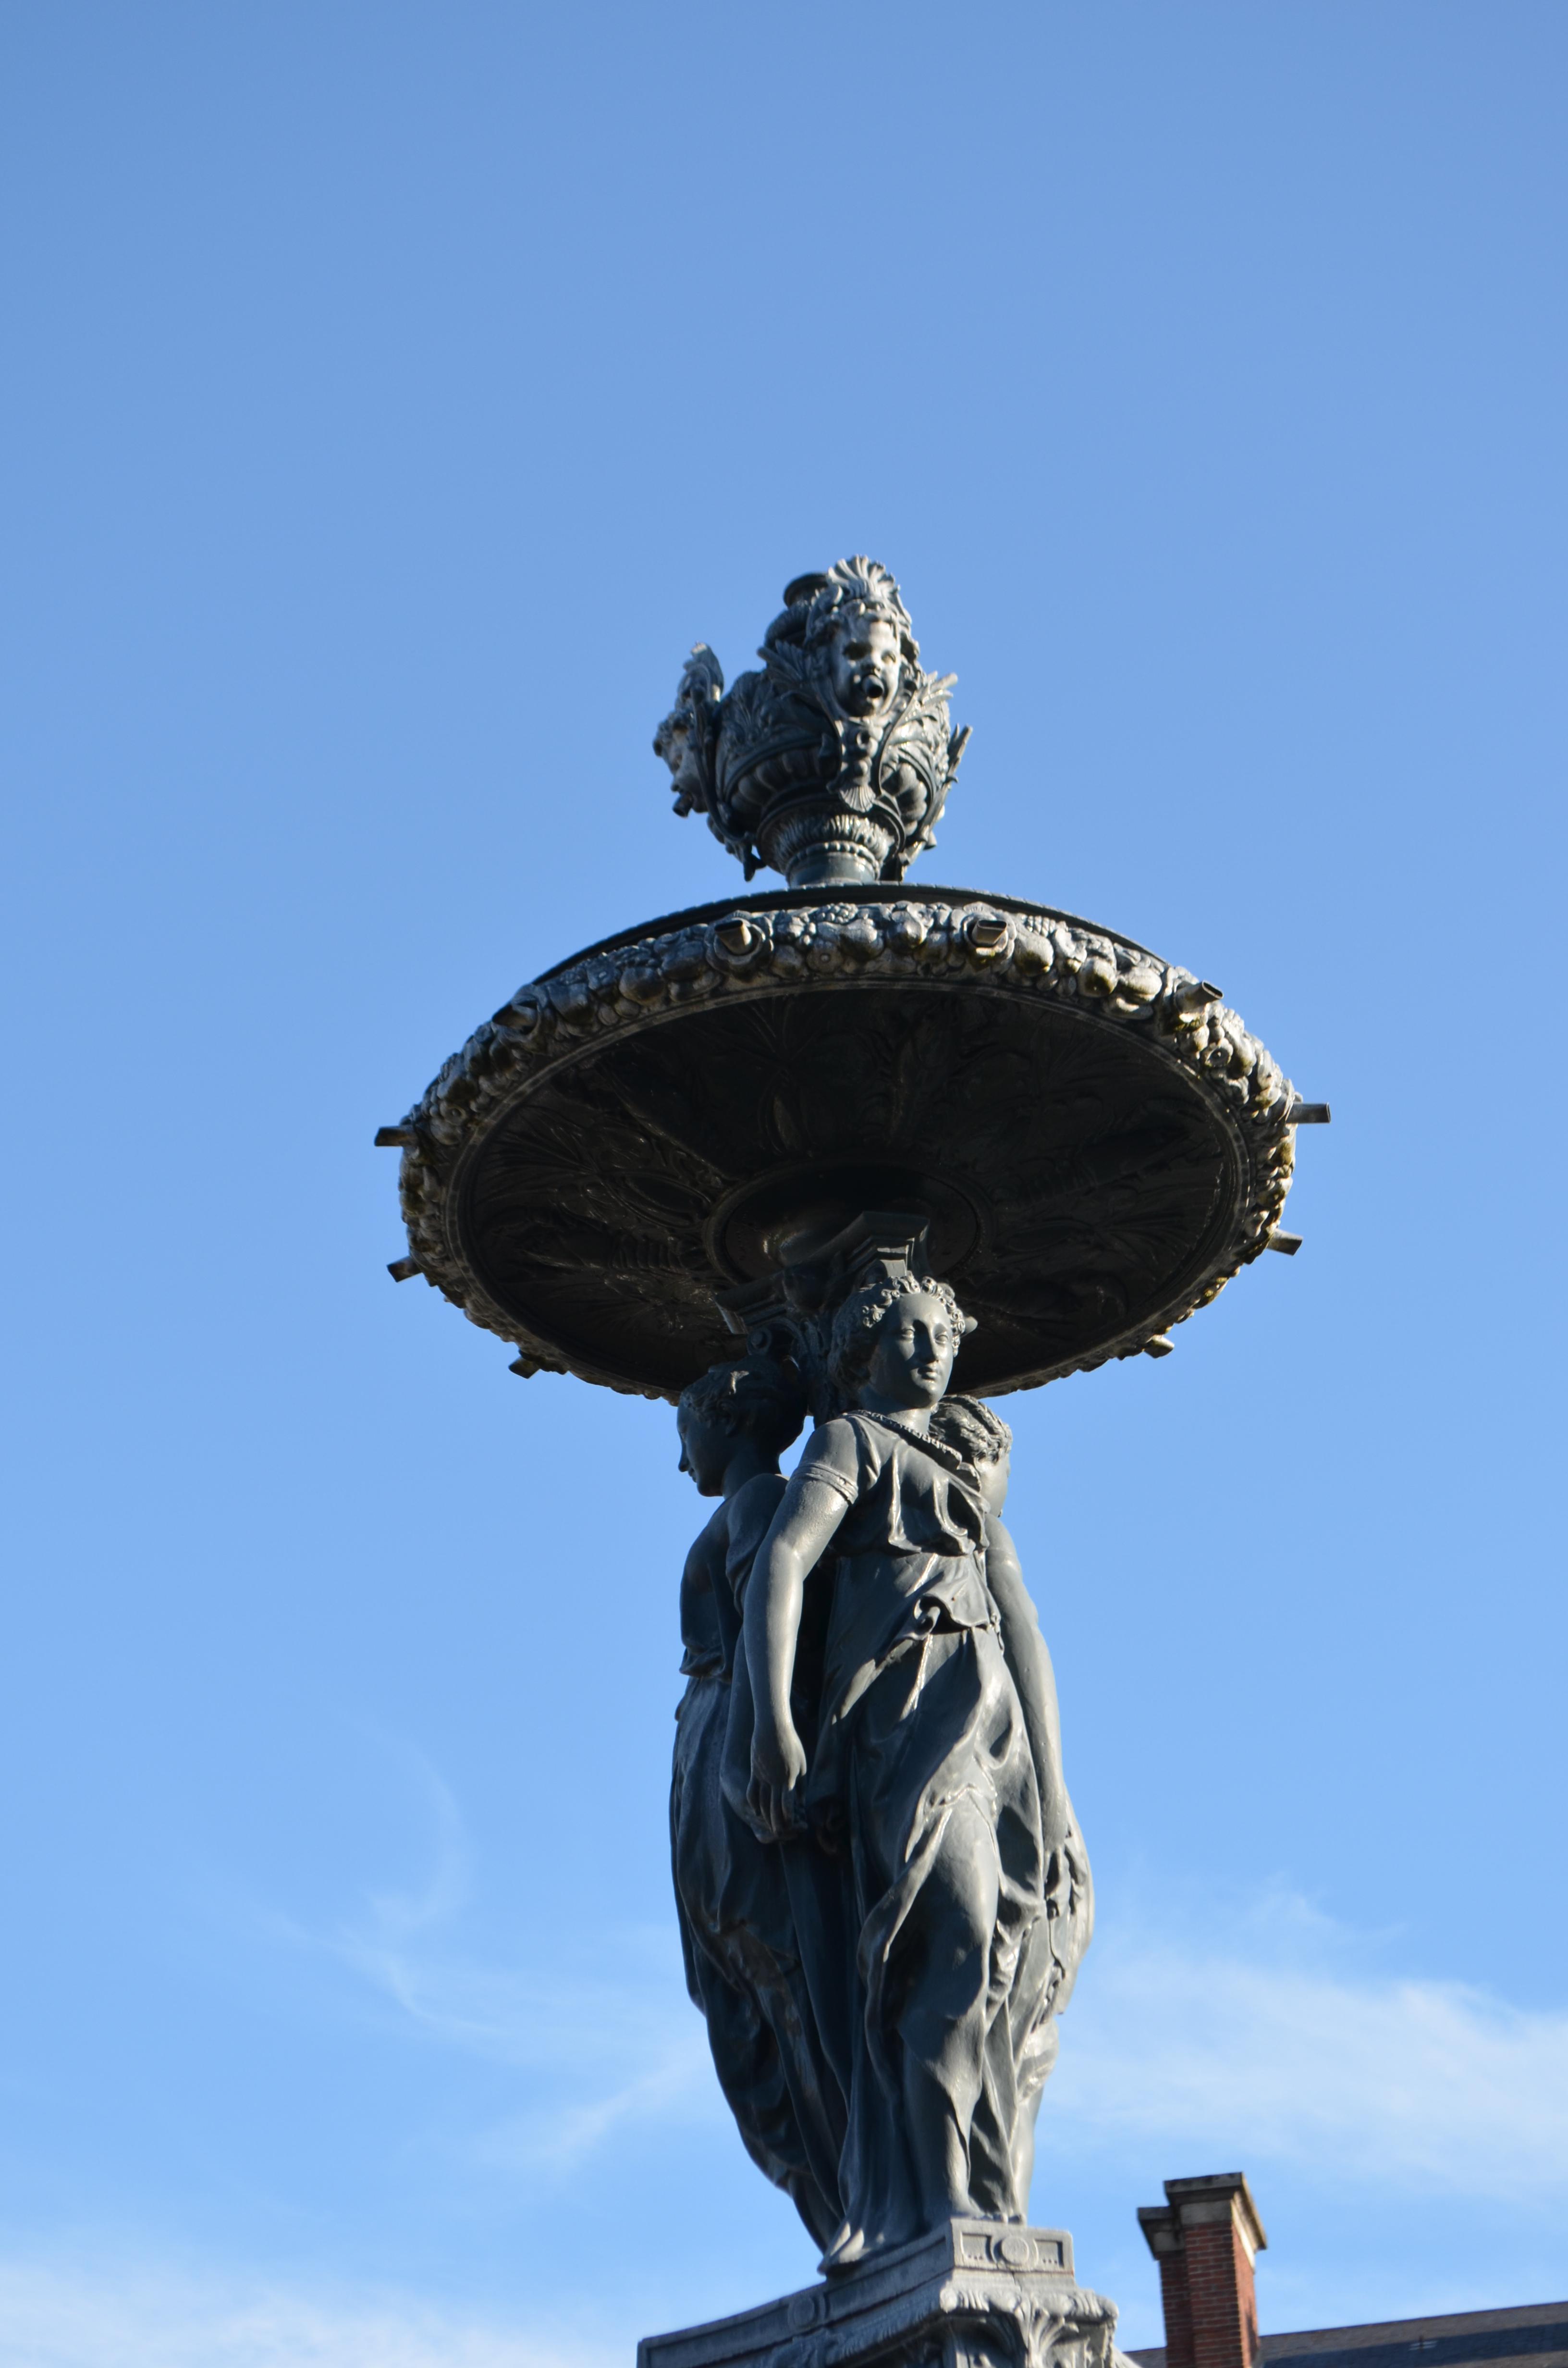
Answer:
[{"left": 1129, "top": 2298, "right": 1568, "bottom": 2368}]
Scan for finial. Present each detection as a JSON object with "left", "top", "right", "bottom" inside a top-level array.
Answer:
[{"left": 653, "top": 558, "right": 970, "bottom": 888}]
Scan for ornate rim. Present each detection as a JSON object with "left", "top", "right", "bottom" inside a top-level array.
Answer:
[{"left": 392, "top": 892, "right": 1298, "bottom": 1399}]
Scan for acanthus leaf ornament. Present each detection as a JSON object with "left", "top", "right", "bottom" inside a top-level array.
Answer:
[{"left": 653, "top": 558, "right": 968, "bottom": 888}]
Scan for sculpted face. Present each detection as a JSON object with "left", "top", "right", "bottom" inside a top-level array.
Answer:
[
  {"left": 829, "top": 607, "right": 903, "bottom": 718},
  {"left": 865, "top": 1292, "right": 958, "bottom": 1411},
  {"left": 979, "top": 1448, "right": 1011, "bottom": 1517},
  {"left": 655, "top": 701, "right": 705, "bottom": 808},
  {"left": 677, "top": 1409, "right": 729, "bottom": 1497}
]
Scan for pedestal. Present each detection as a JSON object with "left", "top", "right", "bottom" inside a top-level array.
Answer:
[{"left": 638, "top": 2220, "right": 1130, "bottom": 2368}]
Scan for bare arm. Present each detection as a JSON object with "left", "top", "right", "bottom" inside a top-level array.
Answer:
[{"left": 741, "top": 1473, "right": 850, "bottom": 1838}]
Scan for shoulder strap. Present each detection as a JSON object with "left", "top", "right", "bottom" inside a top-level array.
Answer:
[{"left": 853, "top": 1407, "right": 974, "bottom": 1481}]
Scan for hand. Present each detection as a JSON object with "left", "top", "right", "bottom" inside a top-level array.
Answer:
[
  {"left": 747, "top": 1712, "right": 808, "bottom": 1842},
  {"left": 1039, "top": 1797, "right": 1071, "bottom": 1866}
]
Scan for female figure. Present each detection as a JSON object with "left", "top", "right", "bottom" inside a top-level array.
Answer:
[
  {"left": 670, "top": 1358, "right": 846, "bottom": 2248},
  {"left": 744, "top": 1279, "right": 1084, "bottom": 2266}
]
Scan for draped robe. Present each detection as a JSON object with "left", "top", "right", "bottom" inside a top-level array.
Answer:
[{"left": 670, "top": 1411, "right": 1090, "bottom": 2263}]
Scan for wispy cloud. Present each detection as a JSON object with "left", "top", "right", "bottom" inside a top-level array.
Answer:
[
  {"left": 257, "top": 1743, "right": 717, "bottom": 2173},
  {"left": 1050, "top": 1887, "right": 1568, "bottom": 2203},
  {"left": 35, "top": 1794, "right": 1560, "bottom": 2368},
  {"left": 0, "top": 2258, "right": 620, "bottom": 2368},
  {"left": 253, "top": 1747, "right": 1568, "bottom": 2210}
]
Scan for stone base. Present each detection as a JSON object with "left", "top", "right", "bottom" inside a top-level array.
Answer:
[{"left": 637, "top": 2220, "right": 1130, "bottom": 2368}]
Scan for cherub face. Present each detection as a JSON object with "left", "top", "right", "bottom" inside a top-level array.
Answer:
[
  {"left": 654, "top": 704, "right": 703, "bottom": 804},
  {"left": 677, "top": 1410, "right": 730, "bottom": 1498},
  {"left": 829, "top": 609, "right": 903, "bottom": 718},
  {"left": 864, "top": 1292, "right": 958, "bottom": 1411},
  {"left": 656, "top": 709, "right": 690, "bottom": 771}
]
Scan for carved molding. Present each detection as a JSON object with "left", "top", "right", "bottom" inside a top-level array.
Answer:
[
  {"left": 637, "top": 2218, "right": 1129, "bottom": 2368},
  {"left": 653, "top": 559, "right": 968, "bottom": 888},
  {"left": 391, "top": 891, "right": 1296, "bottom": 1401}
]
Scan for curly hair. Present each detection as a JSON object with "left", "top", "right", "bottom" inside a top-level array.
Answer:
[
  {"left": 928, "top": 1394, "right": 1012, "bottom": 1468},
  {"left": 827, "top": 1274, "right": 975, "bottom": 1396},
  {"left": 804, "top": 556, "right": 919, "bottom": 666},
  {"left": 677, "top": 1357, "right": 806, "bottom": 1460}
]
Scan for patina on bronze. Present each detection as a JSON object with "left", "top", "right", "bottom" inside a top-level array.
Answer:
[
  {"left": 382, "top": 561, "right": 1322, "bottom": 2368},
  {"left": 392, "top": 883, "right": 1298, "bottom": 1401},
  {"left": 652, "top": 558, "right": 968, "bottom": 887},
  {"left": 669, "top": 1217, "right": 1093, "bottom": 2284}
]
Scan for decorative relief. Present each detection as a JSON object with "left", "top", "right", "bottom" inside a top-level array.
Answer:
[
  {"left": 653, "top": 560, "right": 969, "bottom": 888},
  {"left": 637, "top": 2223, "right": 1125, "bottom": 2368},
  {"left": 639, "top": 2270, "right": 1123, "bottom": 2368},
  {"left": 391, "top": 893, "right": 1296, "bottom": 1400}
]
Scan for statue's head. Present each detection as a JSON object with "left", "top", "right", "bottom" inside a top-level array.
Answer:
[
  {"left": 797, "top": 559, "right": 917, "bottom": 723},
  {"left": 652, "top": 643, "right": 724, "bottom": 817},
  {"left": 677, "top": 1356, "right": 807, "bottom": 1495},
  {"left": 828, "top": 1273, "right": 974, "bottom": 1411}
]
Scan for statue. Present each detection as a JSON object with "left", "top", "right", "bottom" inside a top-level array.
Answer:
[
  {"left": 381, "top": 557, "right": 1324, "bottom": 2368},
  {"left": 672, "top": 1238, "right": 1091, "bottom": 2276}
]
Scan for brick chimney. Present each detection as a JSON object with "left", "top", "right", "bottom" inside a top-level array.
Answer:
[{"left": 1138, "top": 2173, "right": 1267, "bottom": 2368}]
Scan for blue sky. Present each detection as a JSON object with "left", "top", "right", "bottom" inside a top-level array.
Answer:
[{"left": 2, "top": 5, "right": 1566, "bottom": 2362}]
